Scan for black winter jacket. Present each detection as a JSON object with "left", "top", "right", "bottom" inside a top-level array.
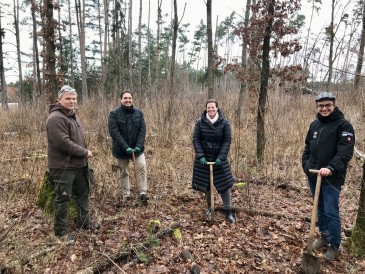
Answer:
[
  {"left": 192, "top": 110, "right": 234, "bottom": 193},
  {"left": 302, "top": 107, "right": 355, "bottom": 185},
  {"left": 108, "top": 105, "right": 146, "bottom": 159}
]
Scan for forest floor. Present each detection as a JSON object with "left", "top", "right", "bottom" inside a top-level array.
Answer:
[
  {"left": 0, "top": 158, "right": 364, "bottom": 274},
  {"left": 1, "top": 91, "right": 365, "bottom": 273}
]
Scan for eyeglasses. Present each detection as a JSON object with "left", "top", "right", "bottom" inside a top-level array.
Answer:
[
  {"left": 317, "top": 103, "right": 334, "bottom": 109},
  {"left": 58, "top": 85, "right": 76, "bottom": 97}
]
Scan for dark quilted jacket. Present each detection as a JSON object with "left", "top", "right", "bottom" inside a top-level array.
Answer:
[
  {"left": 192, "top": 109, "right": 234, "bottom": 193},
  {"left": 108, "top": 105, "right": 146, "bottom": 159}
]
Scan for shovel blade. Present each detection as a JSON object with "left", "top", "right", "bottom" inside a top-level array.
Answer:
[{"left": 302, "top": 253, "right": 320, "bottom": 274}]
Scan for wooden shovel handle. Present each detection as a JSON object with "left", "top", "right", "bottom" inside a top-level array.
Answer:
[{"left": 307, "top": 169, "right": 322, "bottom": 253}]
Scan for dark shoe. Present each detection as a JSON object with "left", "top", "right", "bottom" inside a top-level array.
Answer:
[
  {"left": 324, "top": 246, "right": 339, "bottom": 261},
  {"left": 312, "top": 234, "right": 328, "bottom": 250},
  {"left": 226, "top": 210, "right": 236, "bottom": 224},
  {"left": 138, "top": 194, "right": 149, "bottom": 205},
  {"left": 57, "top": 233, "right": 76, "bottom": 242}
]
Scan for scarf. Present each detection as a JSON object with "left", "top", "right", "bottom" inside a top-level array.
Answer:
[{"left": 206, "top": 112, "right": 219, "bottom": 124}]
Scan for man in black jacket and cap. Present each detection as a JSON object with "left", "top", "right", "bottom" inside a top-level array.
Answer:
[{"left": 302, "top": 91, "right": 355, "bottom": 261}]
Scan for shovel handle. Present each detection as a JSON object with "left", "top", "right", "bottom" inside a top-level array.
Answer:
[
  {"left": 307, "top": 169, "right": 322, "bottom": 253},
  {"left": 207, "top": 162, "right": 215, "bottom": 165},
  {"left": 207, "top": 162, "right": 215, "bottom": 219}
]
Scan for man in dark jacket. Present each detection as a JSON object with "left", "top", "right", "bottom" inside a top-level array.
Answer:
[
  {"left": 108, "top": 90, "right": 148, "bottom": 205},
  {"left": 46, "top": 85, "right": 99, "bottom": 240},
  {"left": 302, "top": 91, "right": 355, "bottom": 261}
]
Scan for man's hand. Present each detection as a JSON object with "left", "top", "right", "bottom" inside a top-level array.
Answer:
[
  {"left": 126, "top": 147, "right": 133, "bottom": 155},
  {"left": 87, "top": 150, "right": 93, "bottom": 159},
  {"left": 319, "top": 167, "right": 332, "bottom": 177},
  {"left": 134, "top": 147, "right": 142, "bottom": 154},
  {"left": 199, "top": 157, "right": 207, "bottom": 165}
]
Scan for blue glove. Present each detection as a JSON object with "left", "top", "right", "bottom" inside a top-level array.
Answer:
[
  {"left": 214, "top": 158, "right": 222, "bottom": 165},
  {"left": 125, "top": 147, "right": 133, "bottom": 155},
  {"left": 134, "top": 147, "right": 142, "bottom": 154}
]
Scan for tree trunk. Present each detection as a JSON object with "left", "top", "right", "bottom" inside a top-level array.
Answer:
[
  {"left": 164, "top": 0, "right": 178, "bottom": 140},
  {"left": 69, "top": 0, "right": 75, "bottom": 87},
  {"left": 0, "top": 14, "right": 9, "bottom": 110},
  {"left": 31, "top": 0, "right": 42, "bottom": 100},
  {"left": 128, "top": 0, "right": 133, "bottom": 89},
  {"left": 326, "top": 0, "right": 335, "bottom": 89},
  {"left": 206, "top": 0, "right": 213, "bottom": 99},
  {"left": 348, "top": 160, "right": 365, "bottom": 256},
  {"left": 256, "top": 0, "right": 274, "bottom": 163},
  {"left": 14, "top": 0, "right": 24, "bottom": 105},
  {"left": 354, "top": 0, "right": 365, "bottom": 89},
  {"left": 155, "top": 0, "right": 162, "bottom": 85},
  {"left": 75, "top": 0, "right": 88, "bottom": 102},
  {"left": 235, "top": 0, "right": 251, "bottom": 126},
  {"left": 42, "top": 0, "right": 58, "bottom": 102},
  {"left": 137, "top": 0, "right": 142, "bottom": 94}
]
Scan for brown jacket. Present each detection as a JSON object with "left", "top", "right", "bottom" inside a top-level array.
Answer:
[{"left": 46, "top": 103, "right": 88, "bottom": 169}]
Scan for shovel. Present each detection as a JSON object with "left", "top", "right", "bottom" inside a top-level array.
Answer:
[
  {"left": 206, "top": 162, "right": 218, "bottom": 225},
  {"left": 302, "top": 169, "right": 322, "bottom": 274}
]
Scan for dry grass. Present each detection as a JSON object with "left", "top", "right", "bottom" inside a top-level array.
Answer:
[{"left": 0, "top": 87, "right": 364, "bottom": 273}]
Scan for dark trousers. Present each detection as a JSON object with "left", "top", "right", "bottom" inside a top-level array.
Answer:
[{"left": 49, "top": 167, "right": 90, "bottom": 236}]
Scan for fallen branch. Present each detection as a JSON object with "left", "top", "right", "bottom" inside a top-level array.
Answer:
[{"left": 75, "top": 222, "right": 180, "bottom": 274}]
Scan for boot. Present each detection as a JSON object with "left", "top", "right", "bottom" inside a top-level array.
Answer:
[
  {"left": 312, "top": 234, "right": 327, "bottom": 250},
  {"left": 225, "top": 209, "right": 236, "bottom": 224},
  {"left": 324, "top": 245, "right": 339, "bottom": 261}
]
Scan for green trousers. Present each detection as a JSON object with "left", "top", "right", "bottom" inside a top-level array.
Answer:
[{"left": 49, "top": 167, "right": 90, "bottom": 236}]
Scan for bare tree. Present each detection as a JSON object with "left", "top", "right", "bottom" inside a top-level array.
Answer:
[
  {"left": 75, "top": 0, "right": 88, "bottom": 102},
  {"left": 354, "top": 0, "right": 365, "bottom": 89},
  {"left": 235, "top": 0, "right": 251, "bottom": 126},
  {"left": 326, "top": 0, "right": 335, "bottom": 89},
  {"left": 137, "top": 0, "right": 142, "bottom": 93},
  {"left": 127, "top": 0, "right": 132, "bottom": 89},
  {"left": 206, "top": 0, "right": 213, "bottom": 98},
  {"left": 31, "top": 0, "right": 42, "bottom": 100},
  {"left": 42, "top": 0, "right": 58, "bottom": 102},
  {"left": 13, "top": 0, "right": 24, "bottom": 104},
  {"left": 0, "top": 13, "right": 8, "bottom": 110}
]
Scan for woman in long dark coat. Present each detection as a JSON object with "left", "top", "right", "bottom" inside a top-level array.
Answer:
[{"left": 192, "top": 99, "right": 235, "bottom": 223}]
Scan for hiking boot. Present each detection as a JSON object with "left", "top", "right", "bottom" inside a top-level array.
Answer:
[
  {"left": 324, "top": 246, "right": 339, "bottom": 261},
  {"left": 138, "top": 194, "right": 149, "bottom": 205},
  {"left": 225, "top": 209, "right": 236, "bottom": 224},
  {"left": 312, "top": 234, "right": 327, "bottom": 250}
]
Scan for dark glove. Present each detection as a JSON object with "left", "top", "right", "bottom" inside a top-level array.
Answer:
[
  {"left": 134, "top": 147, "right": 142, "bottom": 154},
  {"left": 214, "top": 158, "right": 222, "bottom": 165},
  {"left": 199, "top": 157, "right": 207, "bottom": 165},
  {"left": 125, "top": 147, "right": 133, "bottom": 155}
]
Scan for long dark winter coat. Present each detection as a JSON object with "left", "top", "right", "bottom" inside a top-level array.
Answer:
[
  {"left": 192, "top": 109, "right": 234, "bottom": 194},
  {"left": 302, "top": 107, "right": 355, "bottom": 186},
  {"left": 108, "top": 105, "right": 146, "bottom": 159}
]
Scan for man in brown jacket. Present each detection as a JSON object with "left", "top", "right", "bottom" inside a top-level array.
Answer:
[{"left": 46, "top": 85, "right": 99, "bottom": 240}]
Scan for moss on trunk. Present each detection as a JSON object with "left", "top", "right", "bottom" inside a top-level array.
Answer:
[{"left": 36, "top": 170, "right": 76, "bottom": 218}]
